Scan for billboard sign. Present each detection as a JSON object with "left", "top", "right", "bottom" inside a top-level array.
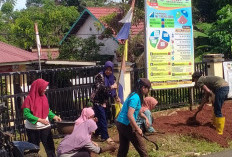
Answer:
[{"left": 145, "top": 0, "right": 194, "bottom": 89}]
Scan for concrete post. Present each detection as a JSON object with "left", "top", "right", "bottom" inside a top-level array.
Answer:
[
  {"left": 203, "top": 54, "right": 224, "bottom": 77},
  {"left": 114, "top": 62, "right": 133, "bottom": 101}
]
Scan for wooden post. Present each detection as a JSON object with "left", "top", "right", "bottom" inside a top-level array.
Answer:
[{"left": 189, "top": 87, "right": 194, "bottom": 111}]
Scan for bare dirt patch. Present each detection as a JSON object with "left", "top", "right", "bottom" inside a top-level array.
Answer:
[
  {"left": 154, "top": 100, "right": 232, "bottom": 147},
  {"left": 90, "top": 102, "right": 232, "bottom": 156}
]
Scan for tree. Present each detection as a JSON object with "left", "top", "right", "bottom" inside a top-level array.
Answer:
[
  {"left": 209, "top": 4, "right": 232, "bottom": 59},
  {"left": 192, "top": 0, "right": 232, "bottom": 23},
  {"left": 26, "top": 0, "right": 45, "bottom": 7},
  {"left": 0, "top": 0, "right": 16, "bottom": 6},
  {"left": 1, "top": 1, "right": 14, "bottom": 15},
  {"left": 193, "top": 3, "right": 232, "bottom": 60},
  {"left": 0, "top": 0, "right": 16, "bottom": 43},
  {"left": 59, "top": 0, "right": 107, "bottom": 8},
  {"left": 59, "top": 0, "right": 80, "bottom": 7},
  {"left": 99, "top": 2, "right": 144, "bottom": 62},
  {"left": 59, "top": 36, "right": 103, "bottom": 61},
  {"left": 8, "top": 1, "right": 79, "bottom": 50}
]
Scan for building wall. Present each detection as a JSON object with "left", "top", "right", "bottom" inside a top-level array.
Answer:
[
  {"left": 76, "top": 16, "right": 118, "bottom": 59},
  {"left": 32, "top": 48, "right": 59, "bottom": 59}
]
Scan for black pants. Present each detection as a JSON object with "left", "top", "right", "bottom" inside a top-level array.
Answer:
[
  {"left": 71, "top": 149, "right": 90, "bottom": 157},
  {"left": 116, "top": 121, "right": 147, "bottom": 157},
  {"left": 93, "top": 104, "right": 109, "bottom": 140},
  {"left": 26, "top": 127, "right": 56, "bottom": 157}
]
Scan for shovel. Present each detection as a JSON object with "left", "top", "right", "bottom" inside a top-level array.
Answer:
[
  {"left": 187, "top": 93, "right": 212, "bottom": 124},
  {"left": 186, "top": 107, "right": 203, "bottom": 124},
  {"left": 187, "top": 92, "right": 215, "bottom": 125},
  {"left": 143, "top": 134, "right": 159, "bottom": 150}
]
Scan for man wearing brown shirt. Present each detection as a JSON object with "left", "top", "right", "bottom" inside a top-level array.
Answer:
[{"left": 192, "top": 72, "right": 229, "bottom": 135}]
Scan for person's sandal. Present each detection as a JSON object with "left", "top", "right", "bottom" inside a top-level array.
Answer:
[{"left": 106, "top": 138, "right": 115, "bottom": 145}]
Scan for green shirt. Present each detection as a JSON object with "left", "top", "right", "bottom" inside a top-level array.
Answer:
[
  {"left": 23, "top": 108, "right": 56, "bottom": 124},
  {"left": 197, "top": 76, "right": 228, "bottom": 92}
]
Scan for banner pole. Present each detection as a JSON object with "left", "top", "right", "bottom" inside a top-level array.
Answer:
[{"left": 34, "top": 23, "right": 42, "bottom": 71}]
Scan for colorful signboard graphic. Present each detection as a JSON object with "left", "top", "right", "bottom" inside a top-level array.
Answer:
[{"left": 145, "top": 0, "right": 194, "bottom": 89}]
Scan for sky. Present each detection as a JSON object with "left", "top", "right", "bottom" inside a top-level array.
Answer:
[
  {"left": 15, "top": 0, "right": 26, "bottom": 10},
  {"left": 13, "top": 0, "right": 123, "bottom": 10}
]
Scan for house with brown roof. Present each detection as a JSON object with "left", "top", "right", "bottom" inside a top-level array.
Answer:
[
  {"left": 60, "top": 7, "right": 144, "bottom": 62},
  {"left": 0, "top": 41, "right": 47, "bottom": 73}
]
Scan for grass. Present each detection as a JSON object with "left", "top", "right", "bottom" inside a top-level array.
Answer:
[
  {"left": 38, "top": 106, "right": 232, "bottom": 157},
  {"left": 38, "top": 128, "right": 232, "bottom": 157}
]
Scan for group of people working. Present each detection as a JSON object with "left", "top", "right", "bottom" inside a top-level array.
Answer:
[
  {"left": 21, "top": 61, "right": 158, "bottom": 157},
  {"left": 21, "top": 60, "right": 229, "bottom": 157}
]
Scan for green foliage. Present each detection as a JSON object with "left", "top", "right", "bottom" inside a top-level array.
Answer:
[
  {"left": 195, "top": 23, "right": 213, "bottom": 35},
  {"left": 116, "top": 33, "right": 144, "bottom": 63},
  {"left": 130, "top": 33, "right": 144, "bottom": 57},
  {"left": 209, "top": 4, "right": 232, "bottom": 58},
  {"left": 99, "top": 3, "right": 145, "bottom": 62},
  {"left": 100, "top": 12, "right": 117, "bottom": 26},
  {"left": 135, "top": 0, "right": 144, "bottom": 9},
  {"left": 7, "top": 2, "right": 79, "bottom": 49},
  {"left": 120, "top": 3, "right": 144, "bottom": 25},
  {"left": 97, "top": 2, "right": 145, "bottom": 35},
  {"left": 93, "top": 21, "right": 103, "bottom": 33},
  {"left": 193, "top": 23, "right": 213, "bottom": 59},
  {"left": 60, "top": 0, "right": 80, "bottom": 7},
  {"left": 193, "top": 3, "right": 232, "bottom": 60},
  {"left": 79, "top": 0, "right": 106, "bottom": 7},
  {"left": 0, "top": 0, "right": 231, "bottom": 62},
  {"left": 192, "top": 0, "right": 232, "bottom": 23},
  {"left": 26, "top": 0, "right": 49, "bottom": 7},
  {"left": 193, "top": 30, "right": 208, "bottom": 38},
  {"left": 100, "top": 12, "right": 121, "bottom": 34},
  {"left": 59, "top": 36, "right": 103, "bottom": 61},
  {"left": 0, "top": 0, "right": 16, "bottom": 6},
  {"left": 1, "top": 1, "right": 13, "bottom": 14},
  {"left": 193, "top": 4, "right": 232, "bottom": 59}
]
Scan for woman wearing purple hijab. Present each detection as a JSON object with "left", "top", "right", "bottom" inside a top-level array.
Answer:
[
  {"left": 91, "top": 61, "right": 117, "bottom": 144},
  {"left": 57, "top": 119, "right": 116, "bottom": 157}
]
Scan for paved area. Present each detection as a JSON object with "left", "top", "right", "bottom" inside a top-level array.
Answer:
[{"left": 200, "top": 150, "right": 232, "bottom": 157}]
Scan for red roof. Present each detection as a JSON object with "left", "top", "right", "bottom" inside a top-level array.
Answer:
[
  {"left": 87, "top": 7, "right": 120, "bottom": 19},
  {"left": 0, "top": 41, "right": 47, "bottom": 64},
  {"left": 87, "top": 7, "right": 144, "bottom": 37}
]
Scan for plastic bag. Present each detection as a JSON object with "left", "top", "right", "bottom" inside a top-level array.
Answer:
[{"left": 115, "top": 102, "right": 122, "bottom": 117}]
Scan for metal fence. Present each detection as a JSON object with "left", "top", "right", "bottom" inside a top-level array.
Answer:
[
  {"left": 0, "top": 62, "right": 207, "bottom": 141},
  {"left": 131, "top": 62, "right": 208, "bottom": 110},
  {"left": 0, "top": 66, "right": 103, "bottom": 140}
]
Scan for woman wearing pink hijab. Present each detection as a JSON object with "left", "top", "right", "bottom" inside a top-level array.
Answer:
[
  {"left": 22, "top": 79, "right": 62, "bottom": 157},
  {"left": 75, "top": 107, "right": 95, "bottom": 125},
  {"left": 57, "top": 109, "right": 116, "bottom": 157},
  {"left": 136, "top": 97, "right": 158, "bottom": 133}
]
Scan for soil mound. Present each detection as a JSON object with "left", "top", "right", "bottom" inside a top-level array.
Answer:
[{"left": 154, "top": 101, "right": 232, "bottom": 147}]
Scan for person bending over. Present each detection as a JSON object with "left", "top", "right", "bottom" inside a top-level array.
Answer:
[
  {"left": 57, "top": 119, "right": 116, "bottom": 157},
  {"left": 192, "top": 72, "right": 229, "bottom": 135}
]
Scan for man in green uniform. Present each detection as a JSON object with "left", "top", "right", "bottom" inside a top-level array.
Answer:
[{"left": 192, "top": 72, "right": 229, "bottom": 135}]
